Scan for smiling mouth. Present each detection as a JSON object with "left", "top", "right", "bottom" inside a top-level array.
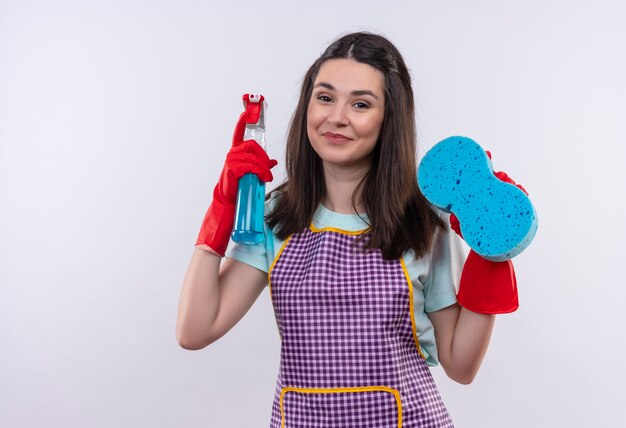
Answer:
[{"left": 323, "top": 132, "right": 352, "bottom": 143}]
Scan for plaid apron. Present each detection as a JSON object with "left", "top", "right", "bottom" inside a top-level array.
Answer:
[{"left": 268, "top": 226, "right": 454, "bottom": 427}]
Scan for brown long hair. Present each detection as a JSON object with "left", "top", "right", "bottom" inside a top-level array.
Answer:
[{"left": 267, "top": 32, "right": 443, "bottom": 260}]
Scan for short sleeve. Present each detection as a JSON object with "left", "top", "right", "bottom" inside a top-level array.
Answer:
[
  {"left": 226, "top": 233, "right": 272, "bottom": 273},
  {"left": 225, "top": 193, "right": 282, "bottom": 279},
  {"left": 402, "top": 212, "right": 467, "bottom": 366},
  {"left": 423, "top": 215, "right": 467, "bottom": 313}
]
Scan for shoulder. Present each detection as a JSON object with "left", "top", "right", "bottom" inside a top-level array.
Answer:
[{"left": 225, "top": 190, "right": 286, "bottom": 275}]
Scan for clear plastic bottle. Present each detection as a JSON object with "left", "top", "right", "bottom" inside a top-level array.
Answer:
[{"left": 231, "top": 101, "right": 267, "bottom": 245}]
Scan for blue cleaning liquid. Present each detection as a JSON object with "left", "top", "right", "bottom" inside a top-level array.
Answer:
[
  {"left": 231, "top": 102, "right": 267, "bottom": 246},
  {"left": 232, "top": 172, "right": 266, "bottom": 245}
]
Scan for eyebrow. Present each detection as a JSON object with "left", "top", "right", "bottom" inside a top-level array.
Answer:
[{"left": 314, "top": 82, "right": 380, "bottom": 100}]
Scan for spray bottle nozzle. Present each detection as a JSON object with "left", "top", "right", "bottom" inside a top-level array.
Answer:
[{"left": 242, "top": 93, "right": 266, "bottom": 126}]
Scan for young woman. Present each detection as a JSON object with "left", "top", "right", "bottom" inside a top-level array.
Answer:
[{"left": 177, "top": 32, "right": 508, "bottom": 427}]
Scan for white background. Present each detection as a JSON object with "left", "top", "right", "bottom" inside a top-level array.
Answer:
[{"left": 1, "top": 0, "right": 625, "bottom": 427}]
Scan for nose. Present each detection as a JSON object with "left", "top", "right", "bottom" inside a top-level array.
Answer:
[{"left": 327, "top": 103, "right": 349, "bottom": 127}]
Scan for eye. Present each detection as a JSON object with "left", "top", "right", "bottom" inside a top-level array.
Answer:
[
  {"left": 353, "top": 101, "right": 370, "bottom": 109},
  {"left": 317, "top": 94, "right": 333, "bottom": 103}
]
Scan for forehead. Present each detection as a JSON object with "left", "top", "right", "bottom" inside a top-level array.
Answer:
[{"left": 314, "top": 58, "right": 385, "bottom": 94}]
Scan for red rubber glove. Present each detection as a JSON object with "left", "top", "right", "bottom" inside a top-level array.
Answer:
[
  {"left": 195, "top": 109, "right": 278, "bottom": 256},
  {"left": 455, "top": 251, "right": 519, "bottom": 314},
  {"left": 486, "top": 150, "right": 528, "bottom": 196},
  {"left": 450, "top": 151, "right": 523, "bottom": 314}
]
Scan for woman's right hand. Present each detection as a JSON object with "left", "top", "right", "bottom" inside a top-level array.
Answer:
[
  {"left": 448, "top": 152, "right": 522, "bottom": 314},
  {"left": 195, "top": 140, "right": 278, "bottom": 256}
]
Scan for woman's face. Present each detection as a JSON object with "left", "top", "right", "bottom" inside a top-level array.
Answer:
[{"left": 307, "top": 58, "right": 385, "bottom": 171}]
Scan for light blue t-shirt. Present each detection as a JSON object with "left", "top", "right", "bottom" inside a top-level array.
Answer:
[{"left": 226, "top": 197, "right": 467, "bottom": 366}]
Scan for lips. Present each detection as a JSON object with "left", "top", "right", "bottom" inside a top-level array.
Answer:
[{"left": 322, "top": 132, "right": 352, "bottom": 143}]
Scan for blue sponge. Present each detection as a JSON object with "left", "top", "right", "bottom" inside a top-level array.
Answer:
[{"left": 418, "top": 136, "right": 538, "bottom": 261}]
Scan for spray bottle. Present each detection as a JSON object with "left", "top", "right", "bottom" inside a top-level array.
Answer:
[{"left": 231, "top": 93, "right": 267, "bottom": 245}]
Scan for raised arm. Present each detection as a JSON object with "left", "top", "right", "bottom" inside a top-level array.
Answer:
[
  {"left": 176, "top": 97, "right": 278, "bottom": 350},
  {"left": 419, "top": 143, "right": 529, "bottom": 384},
  {"left": 428, "top": 304, "right": 495, "bottom": 384},
  {"left": 427, "top": 219, "right": 518, "bottom": 384}
]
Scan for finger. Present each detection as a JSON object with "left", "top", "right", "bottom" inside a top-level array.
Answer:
[
  {"left": 494, "top": 170, "right": 515, "bottom": 185},
  {"left": 227, "top": 150, "right": 276, "bottom": 170},
  {"left": 516, "top": 184, "right": 529, "bottom": 196},
  {"left": 247, "top": 164, "right": 274, "bottom": 183},
  {"left": 237, "top": 140, "right": 273, "bottom": 158},
  {"left": 231, "top": 111, "right": 248, "bottom": 147},
  {"left": 449, "top": 213, "right": 463, "bottom": 237},
  {"left": 494, "top": 170, "right": 528, "bottom": 195},
  {"left": 237, "top": 139, "right": 264, "bottom": 151},
  {"left": 225, "top": 150, "right": 276, "bottom": 180},
  {"left": 226, "top": 151, "right": 264, "bottom": 165}
]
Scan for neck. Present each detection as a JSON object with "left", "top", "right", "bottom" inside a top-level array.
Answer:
[{"left": 321, "top": 162, "right": 369, "bottom": 214}]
